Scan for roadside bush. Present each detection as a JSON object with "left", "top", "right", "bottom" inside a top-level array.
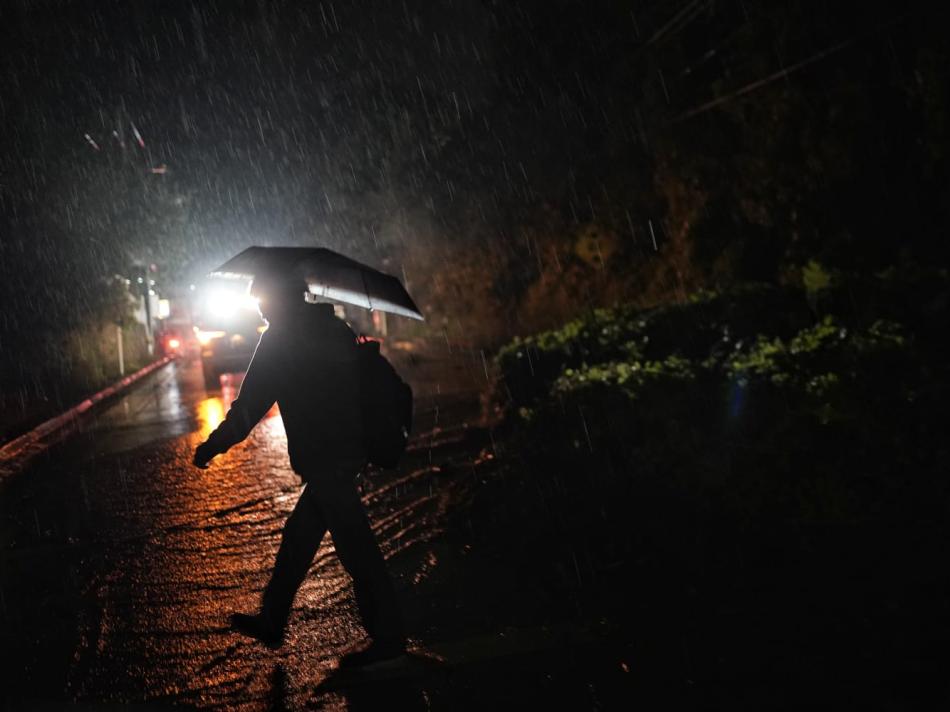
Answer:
[
  {"left": 487, "top": 271, "right": 949, "bottom": 595},
  {"left": 494, "top": 282, "right": 811, "bottom": 411}
]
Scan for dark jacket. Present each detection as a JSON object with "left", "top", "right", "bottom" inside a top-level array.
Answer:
[{"left": 204, "top": 303, "right": 365, "bottom": 476}]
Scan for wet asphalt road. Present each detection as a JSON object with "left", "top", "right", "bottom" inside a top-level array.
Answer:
[
  {"left": 0, "top": 349, "right": 498, "bottom": 710},
  {"left": 2, "top": 342, "right": 942, "bottom": 710},
  {"left": 1, "top": 346, "right": 639, "bottom": 710}
]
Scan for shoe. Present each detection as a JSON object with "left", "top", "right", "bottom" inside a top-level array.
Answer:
[
  {"left": 230, "top": 611, "right": 284, "bottom": 649},
  {"left": 339, "top": 639, "right": 408, "bottom": 670}
]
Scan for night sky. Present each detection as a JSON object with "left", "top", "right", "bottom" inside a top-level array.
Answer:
[
  {"left": 4, "top": 2, "right": 928, "bottom": 272},
  {"left": 1, "top": 1, "right": 946, "bottom": 376},
  {"left": 3, "top": 0, "right": 610, "bottom": 280},
  {"left": 4, "top": 2, "right": 499, "bottom": 272}
]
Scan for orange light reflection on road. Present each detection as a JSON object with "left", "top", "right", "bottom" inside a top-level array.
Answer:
[
  {"left": 196, "top": 375, "right": 281, "bottom": 440},
  {"left": 260, "top": 409, "right": 286, "bottom": 446},
  {"left": 197, "top": 397, "right": 225, "bottom": 438}
]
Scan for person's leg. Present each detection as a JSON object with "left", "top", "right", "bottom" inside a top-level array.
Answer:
[
  {"left": 315, "top": 467, "right": 405, "bottom": 647},
  {"left": 260, "top": 482, "right": 328, "bottom": 628}
]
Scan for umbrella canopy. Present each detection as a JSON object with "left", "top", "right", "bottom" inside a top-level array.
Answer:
[{"left": 210, "top": 246, "right": 424, "bottom": 320}]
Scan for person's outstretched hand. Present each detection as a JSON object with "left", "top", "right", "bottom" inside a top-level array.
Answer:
[{"left": 193, "top": 441, "right": 217, "bottom": 469}]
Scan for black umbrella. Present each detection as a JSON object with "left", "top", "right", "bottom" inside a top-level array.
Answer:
[{"left": 210, "top": 246, "right": 424, "bottom": 321}]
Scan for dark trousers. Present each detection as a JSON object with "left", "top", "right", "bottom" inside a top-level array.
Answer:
[{"left": 261, "top": 465, "right": 404, "bottom": 643}]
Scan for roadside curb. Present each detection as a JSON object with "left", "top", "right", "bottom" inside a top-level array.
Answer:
[{"left": 0, "top": 355, "right": 176, "bottom": 476}]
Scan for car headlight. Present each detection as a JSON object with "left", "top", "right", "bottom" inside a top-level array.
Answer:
[
  {"left": 205, "top": 290, "right": 260, "bottom": 319},
  {"left": 207, "top": 292, "right": 238, "bottom": 318}
]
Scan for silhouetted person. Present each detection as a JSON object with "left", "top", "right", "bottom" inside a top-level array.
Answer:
[{"left": 193, "top": 273, "right": 406, "bottom": 668}]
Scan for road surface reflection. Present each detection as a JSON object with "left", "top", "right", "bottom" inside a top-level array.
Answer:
[
  {"left": 196, "top": 372, "right": 283, "bottom": 440},
  {"left": 3, "top": 354, "right": 499, "bottom": 710}
]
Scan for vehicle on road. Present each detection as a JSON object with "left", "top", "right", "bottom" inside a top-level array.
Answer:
[
  {"left": 192, "top": 282, "right": 265, "bottom": 390},
  {"left": 155, "top": 327, "right": 187, "bottom": 358}
]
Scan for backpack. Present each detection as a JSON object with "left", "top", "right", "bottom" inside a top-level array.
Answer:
[{"left": 356, "top": 337, "right": 413, "bottom": 469}]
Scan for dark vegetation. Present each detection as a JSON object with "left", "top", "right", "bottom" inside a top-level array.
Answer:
[
  {"left": 462, "top": 269, "right": 949, "bottom": 691},
  {"left": 0, "top": 281, "right": 153, "bottom": 444}
]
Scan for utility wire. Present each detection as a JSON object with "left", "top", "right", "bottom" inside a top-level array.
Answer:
[
  {"left": 643, "top": 0, "right": 711, "bottom": 50},
  {"left": 672, "top": 13, "right": 911, "bottom": 122},
  {"left": 672, "top": 37, "right": 856, "bottom": 121}
]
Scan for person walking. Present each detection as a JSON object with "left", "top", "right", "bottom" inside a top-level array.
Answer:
[{"left": 193, "top": 272, "right": 406, "bottom": 668}]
